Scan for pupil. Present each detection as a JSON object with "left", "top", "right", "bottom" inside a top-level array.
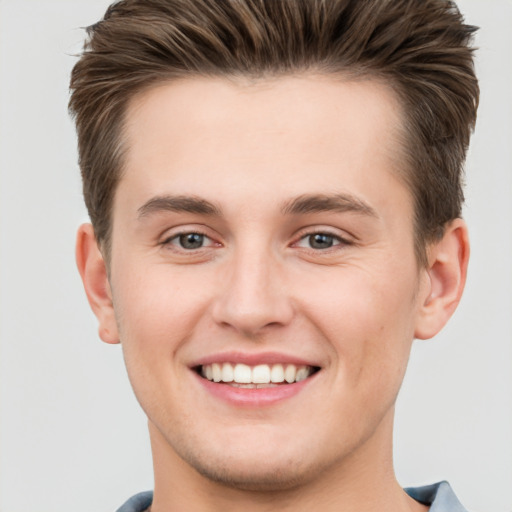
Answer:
[
  {"left": 180, "top": 233, "right": 204, "bottom": 249},
  {"left": 310, "top": 233, "right": 333, "bottom": 249}
]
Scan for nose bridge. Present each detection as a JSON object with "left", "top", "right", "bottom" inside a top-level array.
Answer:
[{"left": 212, "top": 237, "right": 293, "bottom": 335}]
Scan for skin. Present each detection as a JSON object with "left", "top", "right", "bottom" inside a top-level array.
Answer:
[{"left": 77, "top": 75, "right": 469, "bottom": 512}]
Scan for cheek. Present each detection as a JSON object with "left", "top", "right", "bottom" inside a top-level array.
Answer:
[
  {"left": 111, "top": 266, "right": 214, "bottom": 357},
  {"left": 303, "top": 266, "right": 419, "bottom": 382},
  {"left": 111, "top": 269, "right": 207, "bottom": 417}
]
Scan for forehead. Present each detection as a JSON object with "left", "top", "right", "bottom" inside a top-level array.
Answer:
[{"left": 119, "top": 74, "right": 408, "bottom": 216}]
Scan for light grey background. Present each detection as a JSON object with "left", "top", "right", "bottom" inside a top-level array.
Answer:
[{"left": 0, "top": 1, "right": 510, "bottom": 511}]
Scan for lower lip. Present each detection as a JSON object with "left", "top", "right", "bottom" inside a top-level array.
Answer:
[{"left": 193, "top": 371, "right": 318, "bottom": 407}]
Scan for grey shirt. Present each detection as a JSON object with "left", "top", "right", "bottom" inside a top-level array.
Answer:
[{"left": 116, "top": 480, "right": 467, "bottom": 511}]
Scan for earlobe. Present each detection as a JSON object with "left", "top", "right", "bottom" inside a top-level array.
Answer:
[
  {"left": 76, "top": 223, "right": 120, "bottom": 344},
  {"left": 414, "top": 219, "right": 470, "bottom": 340}
]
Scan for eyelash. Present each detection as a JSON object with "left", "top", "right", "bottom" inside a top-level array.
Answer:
[{"left": 161, "top": 229, "right": 351, "bottom": 252}]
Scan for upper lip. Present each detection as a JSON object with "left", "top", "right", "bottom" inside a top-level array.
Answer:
[{"left": 190, "top": 351, "right": 321, "bottom": 368}]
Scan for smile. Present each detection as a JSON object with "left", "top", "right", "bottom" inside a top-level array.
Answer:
[{"left": 199, "top": 363, "right": 318, "bottom": 387}]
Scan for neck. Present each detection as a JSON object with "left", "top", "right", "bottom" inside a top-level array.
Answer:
[{"left": 147, "top": 409, "right": 427, "bottom": 512}]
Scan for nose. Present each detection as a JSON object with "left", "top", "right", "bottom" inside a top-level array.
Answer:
[{"left": 211, "top": 247, "right": 294, "bottom": 337}]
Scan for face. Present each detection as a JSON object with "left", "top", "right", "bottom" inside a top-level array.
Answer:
[{"left": 103, "top": 75, "right": 432, "bottom": 489}]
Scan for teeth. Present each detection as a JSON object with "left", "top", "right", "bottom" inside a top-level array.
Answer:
[
  {"left": 284, "top": 364, "right": 296, "bottom": 383},
  {"left": 212, "top": 363, "right": 222, "bottom": 383},
  {"left": 252, "top": 364, "right": 271, "bottom": 384},
  {"left": 270, "top": 364, "right": 285, "bottom": 383},
  {"left": 200, "top": 363, "right": 314, "bottom": 385},
  {"left": 295, "top": 367, "right": 310, "bottom": 382},
  {"left": 221, "top": 362, "right": 234, "bottom": 382},
  {"left": 233, "top": 363, "right": 252, "bottom": 383}
]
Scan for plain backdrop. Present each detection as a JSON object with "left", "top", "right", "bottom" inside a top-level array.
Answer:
[{"left": 0, "top": 1, "right": 511, "bottom": 511}]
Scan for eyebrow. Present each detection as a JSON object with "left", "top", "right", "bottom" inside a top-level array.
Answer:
[
  {"left": 137, "top": 195, "right": 222, "bottom": 218},
  {"left": 281, "top": 193, "right": 378, "bottom": 217},
  {"left": 137, "top": 192, "right": 377, "bottom": 220}
]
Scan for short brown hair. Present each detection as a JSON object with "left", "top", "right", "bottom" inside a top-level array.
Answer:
[{"left": 69, "top": 0, "right": 478, "bottom": 265}]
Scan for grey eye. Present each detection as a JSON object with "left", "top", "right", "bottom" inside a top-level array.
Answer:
[
  {"left": 178, "top": 233, "right": 205, "bottom": 249},
  {"left": 308, "top": 233, "right": 335, "bottom": 249}
]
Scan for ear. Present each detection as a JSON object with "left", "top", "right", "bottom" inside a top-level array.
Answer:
[
  {"left": 414, "top": 219, "right": 470, "bottom": 340},
  {"left": 76, "top": 223, "right": 120, "bottom": 344}
]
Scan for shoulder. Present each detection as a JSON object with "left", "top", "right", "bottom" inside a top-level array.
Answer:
[
  {"left": 405, "top": 481, "right": 468, "bottom": 512},
  {"left": 116, "top": 490, "right": 153, "bottom": 512}
]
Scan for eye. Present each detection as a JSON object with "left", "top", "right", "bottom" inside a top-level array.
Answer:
[
  {"left": 295, "top": 232, "right": 346, "bottom": 250},
  {"left": 308, "top": 233, "right": 337, "bottom": 249},
  {"left": 179, "top": 233, "right": 205, "bottom": 249},
  {"left": 164, "top": 232, "right": 214, "bottom": 250}
]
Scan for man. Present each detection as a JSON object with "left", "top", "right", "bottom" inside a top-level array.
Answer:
[{"left": 69, "top": 0, "right": 478, "bottom": 510}]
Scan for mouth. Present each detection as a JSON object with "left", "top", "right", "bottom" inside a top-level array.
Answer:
[{"left": 196, "top": 362, "right": 320, "bottom": 388}]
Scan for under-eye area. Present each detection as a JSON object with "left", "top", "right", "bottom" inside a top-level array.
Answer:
[{"left": 196, "top": 363, "right": 321, "bottom": 388}]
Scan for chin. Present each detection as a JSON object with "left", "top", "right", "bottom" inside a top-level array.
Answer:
[
  {"left": 172, "top": 436, "right": 325, "bottom": 492},
  {"left": 188, "top": 455, "right": 318, "bottom": 492}
]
